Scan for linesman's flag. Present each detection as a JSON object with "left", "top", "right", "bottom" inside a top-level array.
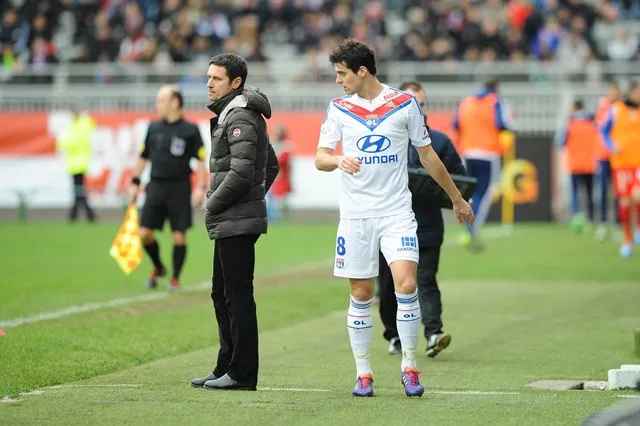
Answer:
[{"left": 109, "top": 205, "right": 143, "bottom": 275}]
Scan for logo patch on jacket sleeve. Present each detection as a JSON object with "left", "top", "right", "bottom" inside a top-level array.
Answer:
[{"left": 232, "top": 128, "right": 241, "bottom": 137}]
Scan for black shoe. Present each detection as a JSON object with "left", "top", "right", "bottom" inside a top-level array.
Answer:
[
  {"left": 388, "top": 337, "right": 401, "bottom": 355},
  {"left": 146, "top": 267, "right": 166, "bottom": 289},
  {"left": 426, "top": 333, "right": 452, "bottom": 358},
  {"left": 191, "top": 372, "right": 218, "bottom": 388},
  {"left": 203, "top": 374, "right": 257, "bottom": 391}
]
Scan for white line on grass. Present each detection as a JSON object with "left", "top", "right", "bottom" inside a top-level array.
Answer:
[
  {"left": 427, "top": 390, "right": 520, "bottom": 395},
  {"left": 0, "top": 226, "right": 513, "bottom": 329},
  {"left": 47, "top": 384, "right": 142, "bottom": 389},
  {"left": 0, "top": 257, "right": 334, "bottom": 329},
  {"left": 258, "top": 387, "right": 331, "bottom": 393},
  {"left": 617, "top": 394, "right": 640, "bottom": 398}
]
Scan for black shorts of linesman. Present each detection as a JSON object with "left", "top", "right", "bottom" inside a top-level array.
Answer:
[{"left": 129, "top": 84, "right": 208, "bottom": 291}]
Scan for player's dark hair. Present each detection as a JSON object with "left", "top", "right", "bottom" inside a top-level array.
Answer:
[
  {"left": 573, "top": 99, "right": 584, "bottom": 110},
  {"left": 485, "top": 77, "right": 499, "bottom": 92},
  {"left": 209, "top": 53, "right": 248, "bottom": 88},
  {"left": 399, "top": 81, "right": 423, "bottom": 92},
  {"left": 329, "top": 39, "right": 377, "bottom": 76}
]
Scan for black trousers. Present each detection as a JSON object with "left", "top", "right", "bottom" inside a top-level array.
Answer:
[
  {"left": 211, "top": 234, "right": 260, "bottom": 385},
  {"left": 70, "top": 173, "right": 95, "bottom": 221},
  {"left": 378, "top": 247, "right": 443, "bottom": 341}
]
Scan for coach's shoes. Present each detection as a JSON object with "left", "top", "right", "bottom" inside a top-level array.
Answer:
[
  {"left": 352, "top": 373, "right": 374, "bottom": 397},
  {"left": 146, "top": 267, "right": 166, "bottom": 289},
  {"left": 401, "top": 368, "right": 424, "bottom": 397},
  {"left": 426, "top": 333, "right": 452, "bottom": 358},
  {"left": 203, "top": 374, "right": 257, "bottom": 391},
  {"left": 388, "top": 337, "right": 402, "bottom": 355},
  {"left": 190, "top": 372, "right": 218, "bottom": 388},
  {"left": 168, "top": 277, "right": 181, "bottom": 292}
]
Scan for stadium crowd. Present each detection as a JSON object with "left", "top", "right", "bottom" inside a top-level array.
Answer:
[{"left": 1, "top": 0, "right": 638, "bottom": 76}]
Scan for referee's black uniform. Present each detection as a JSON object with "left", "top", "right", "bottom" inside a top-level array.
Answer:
[
  {"left": 140, "top": 119, "right": 204, "bottom": 232},
  {"left": 137, "top": 118, "right": 205, "bottom": 288}
]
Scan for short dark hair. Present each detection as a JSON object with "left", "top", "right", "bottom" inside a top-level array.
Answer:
[
  {"left": 399, "top": 81, "right": 423, "bottom": 92},
  {"left": 209, "top": 53, "right": 248, "bottom": 88},
  {"left": 573, "top": 99, "right": 584, "bottom": 110},
  {"left": 485, "top": 77, "right": 499, "bottom": 92},
  {"left": 629, "top": 80, "right": 639, "bottom": 92},
  {"left": 329, "top": 39, "right": 377, "bottom": 76}
]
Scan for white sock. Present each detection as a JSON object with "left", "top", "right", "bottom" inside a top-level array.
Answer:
[
  {"left": 396, "top": 290, "right": 420, "bottom": 371},
  {"left": 347, "top": 296, "right": 373, "bottom": 378}
]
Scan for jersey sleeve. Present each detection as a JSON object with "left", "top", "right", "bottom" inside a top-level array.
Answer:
[
  {"left": 408, "top": 98, "right": 431, "bottom": 148},
  {"left": 191, "top": 126, "right": 206, "bottom": 160},
  {"left": 317, "top": 102, "right": 342, "bottom": 150},
  {"left": 140, "top": 125, "right": 152, "bottom": 159}
]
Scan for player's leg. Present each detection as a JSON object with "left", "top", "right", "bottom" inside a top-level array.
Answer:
[
  {"left": 167, "top": 181, "right": 193, "bottom": 290},
  {"left": 69, "top": 173, "right": 82, "bottom": 222},
  {"left": 380, "top": 213, "right": 424, "bottom": 397},
  {"left": 585, "top": 173, "right": 595, "bottom": 225},
  {"left": 632, "top": 170, "right": 640, "bottom": 244},
  {"left": 349, "top": 277, "right": 376, "bottom": 397},
  {"left": 569, "top": 174, "right": 586, "bottom": 232},
  {"left": 613, "top": 170, "right": 633, "bottom": 257},
  {"left": 377, "top": 251, "right": 400, "bottom": 355},
  {"left": 139, "top": 182, "right": 167, "bottom": 288},
  {"left": 334, "top": 218, "right": 377, "bottom": 397},
  {"left": 192, "top": 239, "right": 227, "bottom": 387},
  {"left": 596, "top": 160, "right": 610, "bottom": 240},
  {"left": 75, "top": 172, "right": 96, "bottom": 222},
  {"left": 462, "top": 158, "right": 492, "bottom": 250},
  {"left": 418, "top": 246, "right": 450, "bottom": 358}
]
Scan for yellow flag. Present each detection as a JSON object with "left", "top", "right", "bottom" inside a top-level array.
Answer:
[{"left": 109, "top": 205, "right": 143, "bottom": 275}]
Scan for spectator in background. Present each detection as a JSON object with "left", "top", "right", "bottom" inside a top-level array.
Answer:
[
  {"left": 555, "top": 99, "right": 598, "bottom": 233},
  {"left": 266, "top": 124, "right": 293, "bottom": 222},
  {"left": 56, "top": 106, "right": 97, "bottom": 223},
  {"left": 607, "top": 29, "right": 638, "bottom": 61}
]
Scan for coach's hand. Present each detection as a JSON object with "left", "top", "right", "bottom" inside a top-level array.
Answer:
[
  {"left": 192, "top": 186, "right": 205, "bottom": 207},
  {"left": 338, "top": 156, "right": 362, "bottom": 175},
  {"left": 453, "top": 196, "right": 474, "bottom": 226},
  {"left": 128, "top": 184, "right": 139, "bottom": 205}
]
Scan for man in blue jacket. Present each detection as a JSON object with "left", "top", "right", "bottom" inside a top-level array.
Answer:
[{"left": 378, "top": 81, "right": 467, "bottom": 358}]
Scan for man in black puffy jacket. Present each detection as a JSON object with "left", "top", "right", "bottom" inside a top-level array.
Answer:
[
  {"left": 379, "top": 81, "right": 467, "bottom": 358},
  {"left": 191, "top": 53, "right": 279, "bottom": 391}
]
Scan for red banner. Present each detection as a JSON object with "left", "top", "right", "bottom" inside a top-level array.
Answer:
[{"left": 0, "top": 111, "right": 456, "bottom": 157}]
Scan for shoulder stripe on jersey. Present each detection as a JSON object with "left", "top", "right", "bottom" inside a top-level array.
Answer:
[{"left": 332, "top": 93, "right": 413, "bottom": 131}]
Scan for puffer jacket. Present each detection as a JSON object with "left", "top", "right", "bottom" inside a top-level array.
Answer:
[{"left": 205, "top": 87, "right": 280, "bottom": 239}]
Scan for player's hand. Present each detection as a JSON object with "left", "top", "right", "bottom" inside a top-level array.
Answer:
[
  {"left": 338, "top": 156, "right": 362, "bottom": 174},
  {"left": 192, "top": 187, "right": 205, "bottom": 207},
  {"left": 453, "top": 196, "right": 474, "bottom": 226},
  {"left": 128, "top": 184, "right": 139, "bottom": 205}
]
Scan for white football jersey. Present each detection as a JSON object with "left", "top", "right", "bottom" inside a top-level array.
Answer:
[{"left": 318, "top": 85, "right": 431, "bottom": 218}]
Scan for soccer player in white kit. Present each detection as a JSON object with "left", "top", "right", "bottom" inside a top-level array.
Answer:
[{"left": 315, "top": 39, "right": 475, "bottom": 398}]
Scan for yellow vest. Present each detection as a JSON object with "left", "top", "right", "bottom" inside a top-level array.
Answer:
[{"left": 56, "top": 115, "right": 95, "bottom": 174}]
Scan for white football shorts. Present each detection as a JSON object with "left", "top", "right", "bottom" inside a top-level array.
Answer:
[{"left": 333, "top": 211, "right": 419, "bottom": 278}]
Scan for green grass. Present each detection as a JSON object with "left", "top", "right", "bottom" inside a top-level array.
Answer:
[{"left": 1, "top": 221, "right": 640, "bottom": 425}]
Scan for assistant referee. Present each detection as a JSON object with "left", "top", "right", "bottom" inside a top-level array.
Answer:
[{"left": 129, "top": 84, "right": 208, "bottom": 291}]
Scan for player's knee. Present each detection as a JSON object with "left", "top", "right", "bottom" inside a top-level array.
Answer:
[
  {"left": 395, "top": 277, "right": 417, "bottom": 295},
  {"left": 350, "top": 280, "right": 375, "bottom": 301},
  {"left": 172, "top": 231, "right": 186, "bottom": 245},
  {"left": 139, "top": 227, "right": 154, "bottom": 244},
  {"left": 619, "top": 197, "right": 631, "bottom": 207}
]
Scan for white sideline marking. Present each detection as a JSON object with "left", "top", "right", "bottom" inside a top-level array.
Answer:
[
  {"left": 48, "top": 384, "right": 141, "bottom": 389},
  {"left": 0, "top": 226, "right": 513, "bottom": 329},
  {"left": 617, "top": 394, "right": 640, "bottom": 398},
  {"left": 259, "top": 387, "right": 331, "bottom": 393},
  {"left": 0, "top": 258, "right": 333, "bottom": 329},
  {"left": 0, "top": 396, "right": 19, "bottom": 403},
  {"left": 427, "top": 390, "right": 520, "bottom": 395}
]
